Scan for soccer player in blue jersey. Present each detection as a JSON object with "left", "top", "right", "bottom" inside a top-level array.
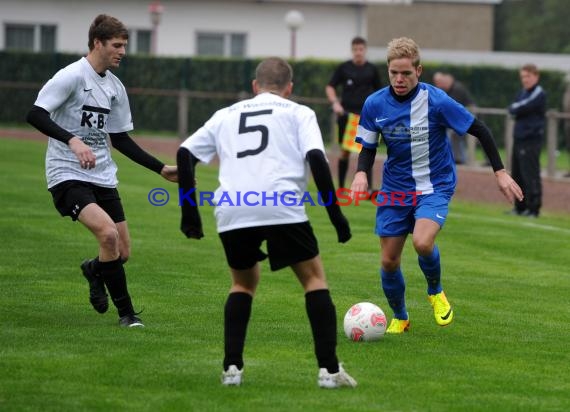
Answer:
[{"left": 350, "top": 37, "right": 523, "bottom": 333}]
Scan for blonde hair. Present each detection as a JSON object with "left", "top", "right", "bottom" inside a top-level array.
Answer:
[{"left": 386, "top": 37, "right": 421, "bottom": 67}]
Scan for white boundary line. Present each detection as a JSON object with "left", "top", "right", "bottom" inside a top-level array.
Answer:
[{"left": 451, "top": 212, "right": 570, "bottom": 235}]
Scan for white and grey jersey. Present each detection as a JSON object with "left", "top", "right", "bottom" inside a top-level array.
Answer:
[
  {"left": 34, "top": 57, "right": 133, "bottom": 188},
  {"left": 180, "top": 92, "right": 326, "bottom": 233}
]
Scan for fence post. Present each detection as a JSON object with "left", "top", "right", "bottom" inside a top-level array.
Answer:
[
  {"left": 177, "top": 90, "right": 189, "bottom": 140},
  {"left": 466, "top": 134, "right": 476, "bottom": 166},
  {"left": 546, "top": 110, "right": 558, "bottom": 178}
]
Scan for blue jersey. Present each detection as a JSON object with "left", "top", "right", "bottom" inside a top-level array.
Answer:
[{"left": 356, "top": 82, "right": 474, "bottom": 199}]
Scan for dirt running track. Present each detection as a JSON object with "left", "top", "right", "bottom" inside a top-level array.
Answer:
[{"left": 3, "top": 128, "right": 569, "bottom": 214}]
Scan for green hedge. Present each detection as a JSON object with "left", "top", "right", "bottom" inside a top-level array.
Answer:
[{"left": 1, "top": 51, "right": 565, "bottom": 145}]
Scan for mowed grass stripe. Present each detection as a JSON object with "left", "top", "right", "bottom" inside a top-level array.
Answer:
[{"left": 1, "top": 137, "right": 569, "bottom": 412}]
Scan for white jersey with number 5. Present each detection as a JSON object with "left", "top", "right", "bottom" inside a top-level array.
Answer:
[
  {"left": 34, "top": 57, "right": 133, "bottom": 189},
  {"left": 181, "top": 92, "right": 326, "bottom": 233}
]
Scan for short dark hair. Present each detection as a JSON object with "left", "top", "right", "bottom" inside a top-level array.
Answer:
[
  {"left": 255, "top": 57, "right": 293, "bottom": 91},
  {"left": 521, "top": 63, "right": 539, "bottom": 75},
  {"left": 351, "top": 36, "right": 367, "bottom": 47},
  {"left": 88, "top": 14, "right": 129, "bottom": 50}
]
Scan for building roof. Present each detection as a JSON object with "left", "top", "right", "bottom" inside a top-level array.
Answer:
[
  {"left": 368, "top": 47, "right": 570, "bottom": 72},
  {"left": 256, "top": 0, "right": 500, "bottom": 4}
]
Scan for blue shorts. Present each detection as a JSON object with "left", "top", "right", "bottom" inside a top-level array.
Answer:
[{"left": 374, "top": 192, "right": 453, "bottom": 237}]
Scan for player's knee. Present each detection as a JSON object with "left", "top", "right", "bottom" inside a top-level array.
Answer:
[
  {"left": 412, "top": 238, "right": 433, "bottom": 256},
  {"left": 381, "top": 257, "right": 400, "bottom": 273},
  {"left": 119, "top": 243, "right": 131, "bottom": 262},
  {"left": 98, "top": 226, "right": 120, "bottom": 251}
]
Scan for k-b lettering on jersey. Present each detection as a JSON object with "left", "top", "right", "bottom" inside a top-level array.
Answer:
[
  {"left": 181, "top": 92, "right": 326, "bottom": 233},
  {"left": 34, "top": 57, "right": 133, "bottom": 188},
  {"left": 356, "top": 83, "right": 474, "bottom": 203}
]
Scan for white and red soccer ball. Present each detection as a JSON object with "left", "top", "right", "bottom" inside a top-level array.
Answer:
[{"left": 343, "top": 302, "right": 387, "bottom": 342}]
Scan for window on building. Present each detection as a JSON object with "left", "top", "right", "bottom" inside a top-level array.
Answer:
[
  {"left": 127, "top": 29, "right": 152, "bottom": 54},
  {"left": 5, "top": 24, "right": 34, "bottom": 51},
  {"left": 40, "top": 25, "right": 56, "bottom": 52},
  {"left": 136, "top": 30, "right": 152, "bottom": 54},
  {"left": 196, "top": 32, "right": 246, "bottom": 57},
  {"left": 5, "top": 23, "right": 56, "bottom": 52},
  {"left": 230, "top": 34, "right": 246, "bottom": 57}
]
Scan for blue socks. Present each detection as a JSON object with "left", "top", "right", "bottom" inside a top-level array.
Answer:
[
  {"left": 380, "top": 267, "right": 408, "bottom": 320},
  {"left": 381, "top": 245, "right": 442, "bottom": 319},
  {"left": 418, "top": 245, "right": 442, "bottom": 295}
]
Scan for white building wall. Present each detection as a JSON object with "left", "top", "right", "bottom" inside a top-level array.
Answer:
[{"left": 0, "top": 0, "right": 364, "bottom": 60}]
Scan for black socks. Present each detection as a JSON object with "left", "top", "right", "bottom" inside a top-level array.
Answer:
[
  {"left": 98, "top": 258, "right": 134, "bottom": 317},
  {"left": 223, "top": 292, "right": 253, "bottom": 371},
  {"left": 305, "top": 289, "right": 339, "bottom": 373}
]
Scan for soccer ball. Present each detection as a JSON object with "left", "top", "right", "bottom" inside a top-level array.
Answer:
[{"left": 343, "top": 302, "right": 387, "bottom": 342}]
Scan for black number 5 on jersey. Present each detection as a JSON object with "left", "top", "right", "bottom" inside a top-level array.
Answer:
[{"left": 237, "top": 109, "right": 273, "bottom": 158}]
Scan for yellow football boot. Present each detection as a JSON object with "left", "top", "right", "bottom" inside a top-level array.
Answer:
[
  {"left": 386, "top": 318, "right": 410, "bottom": 334},
  {"left": 428, "top": 291, "right": 454, "bottom": 326}
]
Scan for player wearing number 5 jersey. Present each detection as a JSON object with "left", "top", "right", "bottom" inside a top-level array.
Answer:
[
  {"left": 350, "top": 37, "right": 523, "bottom": 334},
  {"left": 178, "top": 57, "right": 356, "bottom": 388},
  {"left": 26, "top": 14, "right": 177, "bottom": 328}
]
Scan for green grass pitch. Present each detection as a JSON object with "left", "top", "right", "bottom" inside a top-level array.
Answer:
[{"left": 1, "top": 137, "right": 569, "bottom": 411}]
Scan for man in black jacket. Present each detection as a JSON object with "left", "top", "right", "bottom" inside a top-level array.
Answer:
[{"left": 508, "top": 63, "right": 546, "bottom": 217}]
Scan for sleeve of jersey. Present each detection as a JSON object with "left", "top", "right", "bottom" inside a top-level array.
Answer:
[
  {"left": 327, "top": 65, "right": 342, "bottom": 87},
  {"left": 179, "top": 111, "right": 221, "bottom": 164},
  {"left": 354, "top": 100, "right": 380, "bottom": 149},
  {"left": 508, "top": 87, "right": 545, "bottom": 116},
  {"left": 33, "top": 69, "right": 74, "bottom": 113},
  {"left": 439, "top": 95, "right": 474, "bottom": 137},
  {"left": 107, "top": 82, "right": 134, "bottom": 133},
  {"left": 297, "top": 106, "right": 326, "bottom": 156}
]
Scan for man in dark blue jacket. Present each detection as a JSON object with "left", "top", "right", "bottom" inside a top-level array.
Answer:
[{"left": 508, "top": 63, "right": 546, "bottom": 217}]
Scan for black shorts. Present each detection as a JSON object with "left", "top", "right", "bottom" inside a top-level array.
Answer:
[
  {"left": 218, "top": 221, "right": 319, "bottom": 271},
  {"left": 48, "top": 180, "right": 125, "bottom": 222}
]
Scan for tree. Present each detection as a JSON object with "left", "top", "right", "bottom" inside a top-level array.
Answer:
[{"left": 494, "top": 0, "right": 570, "bottom": 53}]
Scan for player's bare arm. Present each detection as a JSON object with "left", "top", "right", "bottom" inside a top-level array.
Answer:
[
  {"left": 494, "top": 169, "right": 524, "bottom": 204},
  {"left": 68, "top": 137, "right": 97, "bottom": 169},
  {"left": 325, "top": 85, "right": 344, "bottom": 115},
  {"left": 350, "top": 171, "right": 368, "bottom": 196},
  {"left": 160, "top": 165, "right": 178, "bottom": 182}
]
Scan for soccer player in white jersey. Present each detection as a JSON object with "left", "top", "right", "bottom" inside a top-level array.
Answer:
[
  {"left": 26, "top": 15, "right": 177, "bottom": 328},
  {"left": 350, "top": 37, "right": 523, "bottom": 334},
  {"left": 177, "top": 57, "right": 356, "bottom": 388}
]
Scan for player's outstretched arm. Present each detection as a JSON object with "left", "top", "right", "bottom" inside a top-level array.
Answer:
[
  {"left": 306, "top": 149, "right": 351, "bottom": 243},
  {"left": 109, "top": 132, "right": 173, "bottom": 178},
  {"left": 177, "top": 147, "right": 203, "bottom": 239},
  {"left": 467, "top": 118, "right": 524, "bottom": 203}
]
